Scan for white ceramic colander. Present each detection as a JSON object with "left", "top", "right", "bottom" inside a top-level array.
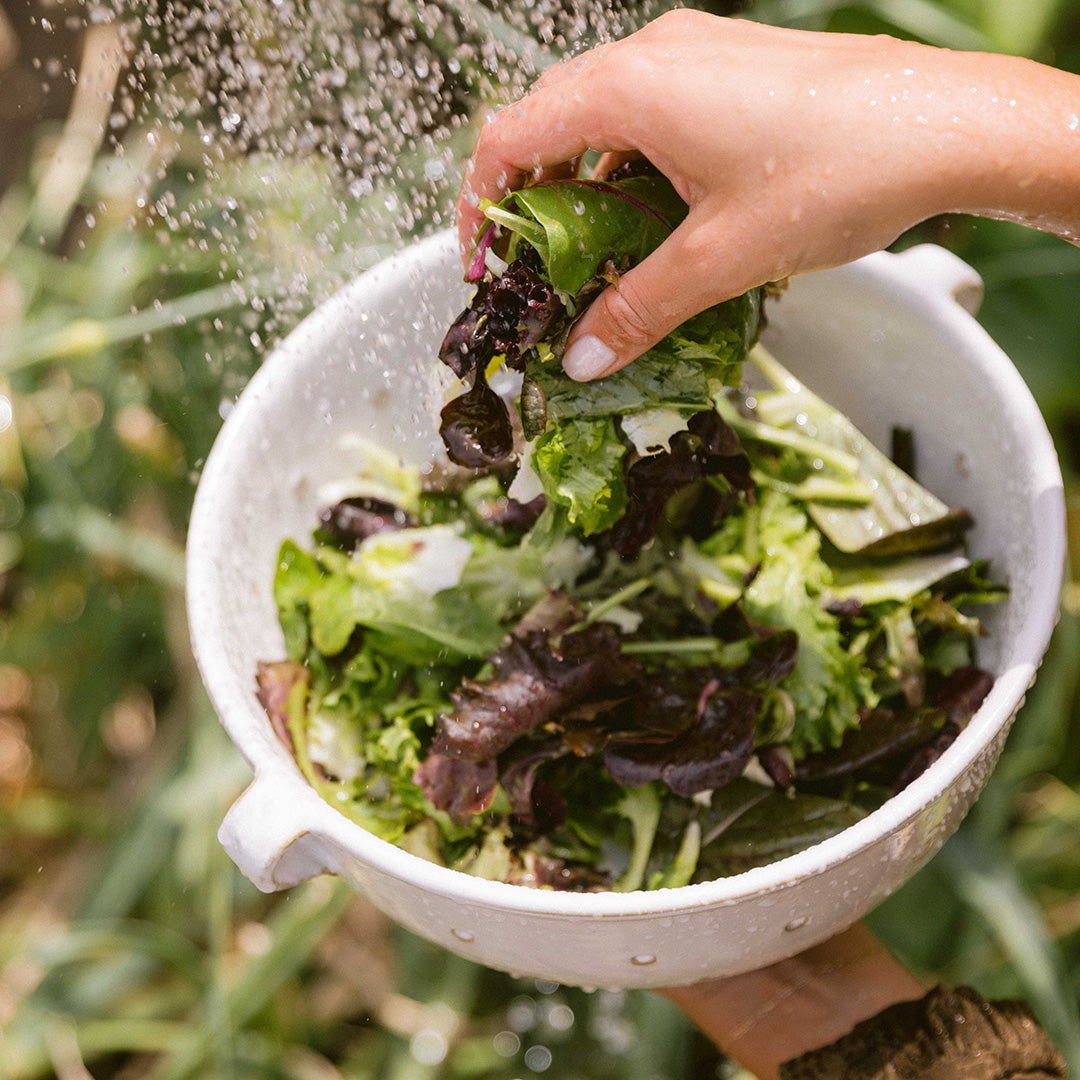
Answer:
[{"left": 186, "top": 234, "right": 1064, "bottom": 989}]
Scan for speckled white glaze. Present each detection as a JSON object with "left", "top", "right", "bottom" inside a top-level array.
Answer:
[{"left": 186, "top": 235, "right": 1065, "bottom": 989}]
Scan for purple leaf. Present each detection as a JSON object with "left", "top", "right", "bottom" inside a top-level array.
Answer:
[
  {"left": 627, "top": 665, "right": 722, "bottom": 738},
  {"left": 255, "top": 660, "right": 309, "bottom": 754},
  {"left": 604, "top": 686, "right": 758, "bottom": 796},
  {"left": 733, "top": 629, "right": 798, "bottom": 686},
  {"left": 413, "top": 753, "right": 498, "bottom": 823},
  {"left": 609, "top": 410, "right": 752, "bottom": 558},
  {"left": 499, "top": 739, "right": 569, "bottom": 831},
  {"left": 890, "top": 721, "right": 961, "bottom": 795},
  {"left": 434, "top": 619, "right": 636, "bottom": 761},
  {"left": 933, "top": 665, "right": 993, "bottom": 721},
  {"left": 317, "top": 496, "right": 416, "bottom": 549},
  {"left": 758, "top": 745, "right": 795, "bottom": 789},
  {"left": 439, "top": 305, "right": 486, "bottom": 380},
  {"left": 438, "top": 251, "right": 566, "bottom": 468},
  {"left": 438, "top": 376, "right": 514, "bottom": 468},
  {"left": 439, "top": 254, "right": 565, "bottom": 379}
]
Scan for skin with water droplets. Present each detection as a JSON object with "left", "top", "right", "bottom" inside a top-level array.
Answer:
[{"left": 458, "top": 11, "right": 1080, "bottom": 377}]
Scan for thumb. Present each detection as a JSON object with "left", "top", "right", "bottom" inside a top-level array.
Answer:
[{"left": 560, "top": 215, "right": 745, "bottom": 381}]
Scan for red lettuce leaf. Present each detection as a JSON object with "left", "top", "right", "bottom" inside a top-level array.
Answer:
[
  {"left": 433, "top": 619, "right": 638, "bottom": 761},
  {"left": 316, "top": 496, "right": 416, "bottom": 549},
  {"left": 604, "top": 686, "right": 758, "bottom": 797},
  {"left": 255, "top": 660, "right": 308, "bottom": 755},
  {"left": 608, "top": 409, "right": 753, "bottom": 558},
  {"left": 413, "top": 753, "right": 498, "bottom": 822},
  {"left": 499, "top": 738, "right": 569, "bottom": 832}
]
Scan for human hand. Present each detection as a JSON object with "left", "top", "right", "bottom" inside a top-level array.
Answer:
[{"left": 457, "top": 11, "right": 1080, "bottom": 380}]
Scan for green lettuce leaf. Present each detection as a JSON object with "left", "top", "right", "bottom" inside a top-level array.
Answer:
[
  {"left": 739, "top": 346, "right": 973, "bottom": 555},
  {"left": 487, "top": 176, "right": 688, "bottom": 295},
  {"left": 698, "top": 488, "right": 878, "bottom": 756},
  {"left": 307, "top": 575, "right": 506, "bottom": 662},
  {"left": 532, "top": 415, "right": 629, "bottom": 535}
]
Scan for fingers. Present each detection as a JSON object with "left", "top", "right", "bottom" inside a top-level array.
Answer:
[
  {"left": 456, "top": 115, "right": 590, "bottom": 260},
  {"left": 456, "top": 46, "right": 634, "bottom": 260},
  {"left": 591, "top": 150, "right": 643, "bottom": 180},
  {"left": 561, "top": 211, "right": 761, "bottom": 380}
]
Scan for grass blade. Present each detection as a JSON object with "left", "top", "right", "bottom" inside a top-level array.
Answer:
[{"left": 942, "top": 833, "right": 1080, "bottom": 1071}]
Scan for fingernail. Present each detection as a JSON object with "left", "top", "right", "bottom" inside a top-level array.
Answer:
[{"left": 563, "top": 334, "right": 617, "bottom": 381}]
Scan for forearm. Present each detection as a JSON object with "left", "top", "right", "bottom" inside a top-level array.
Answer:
[
  {"left": 715, "top": 33, "right": 1080, "bottom": 274},
  {"left": 885, "top": 45, "right": 1080, "bottom": 244}
]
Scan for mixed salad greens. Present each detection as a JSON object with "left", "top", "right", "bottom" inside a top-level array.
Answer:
[{"left": 260, "top": 170, "right": 1005, "bottom": 891}]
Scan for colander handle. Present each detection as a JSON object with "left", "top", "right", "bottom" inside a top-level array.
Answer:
[
  {"left": 891, "top": 243, "right": 984, "bottom": 315},
  {"left": 219, "top": 771, "right": 337, "bottom": 892}
]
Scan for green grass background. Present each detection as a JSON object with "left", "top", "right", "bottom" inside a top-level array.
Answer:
[{"left": 0, "top": 1, "right": 1078, "bottom": 1077}]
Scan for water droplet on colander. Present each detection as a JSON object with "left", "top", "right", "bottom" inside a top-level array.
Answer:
[{"left": 450, "top": 927, "right": 474, "bottom": 942}]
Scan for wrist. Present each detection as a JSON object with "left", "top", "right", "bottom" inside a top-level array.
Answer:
[{"left": 902, "top": 47, "right": 1080, "bottom": 241}]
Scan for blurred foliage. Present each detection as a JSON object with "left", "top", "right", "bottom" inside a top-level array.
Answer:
[{"left": 0, "top": 0, "right": 1078, "bottom": 1078}]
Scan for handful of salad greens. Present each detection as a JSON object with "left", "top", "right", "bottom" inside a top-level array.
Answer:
[{"left": 261, "top": 171, "right": 1005, "bottom": 891}]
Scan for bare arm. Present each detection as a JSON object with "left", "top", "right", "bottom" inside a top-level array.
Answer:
[{"left": 458, "top": 11, "right": 1080, "bottom": 380}]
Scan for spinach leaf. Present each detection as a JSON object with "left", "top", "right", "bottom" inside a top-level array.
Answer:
[{"left": 696, "top": 789, "right": 867, "bottom": 877}]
